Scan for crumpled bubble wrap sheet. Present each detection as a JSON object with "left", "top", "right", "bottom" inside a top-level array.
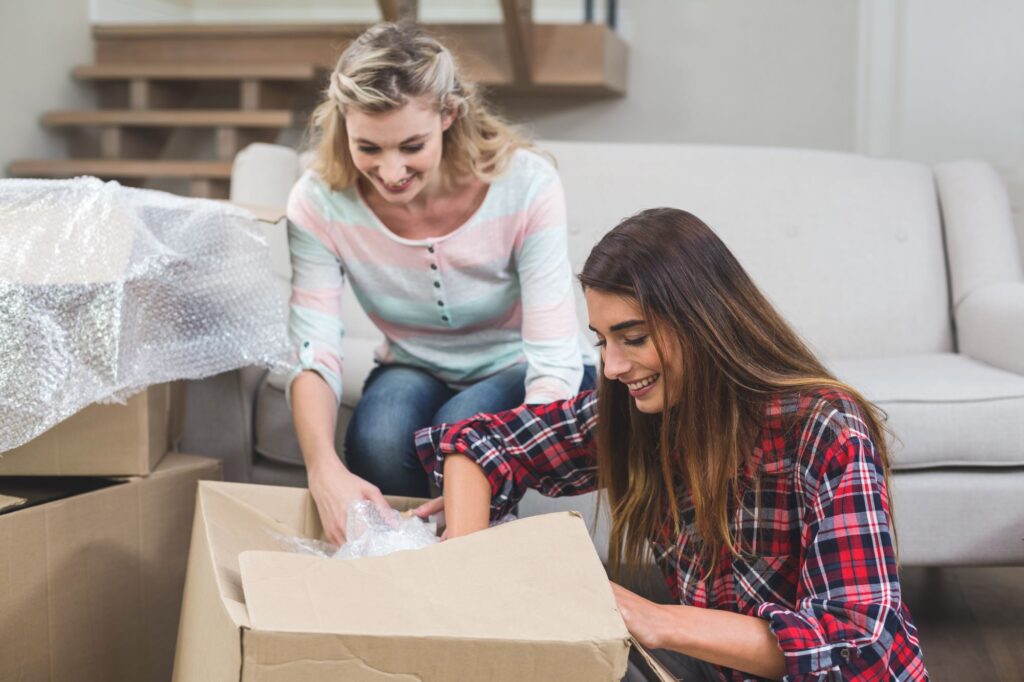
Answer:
[
  {"left": 335, "top": 501, "right": 439, "bottom": 559},
  {"left": 275, "top": 501, "right": 440, "bottom": 560},
  {"left": 0, "top": 177, "right": 290, "bottom": 451}
]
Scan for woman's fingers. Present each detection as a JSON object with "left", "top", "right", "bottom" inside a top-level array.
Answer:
[{"left": 413, "top": 496, "right": 445, "bottom": 518}]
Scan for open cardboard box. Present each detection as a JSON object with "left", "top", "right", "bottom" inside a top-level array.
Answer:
[
  {"left": 173, "top": 481, "right": 645, "bottom": 682},
  {"left": 0, "top": 452, "right": 222, "bottom": 681}
]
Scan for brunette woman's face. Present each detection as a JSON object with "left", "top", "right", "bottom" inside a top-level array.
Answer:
[
  {"left": 345, "top": 96, "right": 455, "bottom": 205},
  {"left": 585, "top": 289, "right": 681, "bottom": 414}
]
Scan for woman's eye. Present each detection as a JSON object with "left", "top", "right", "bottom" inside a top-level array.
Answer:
[
  {"left": 400, "top": 144, "right": 424, "bottom": 154},
  {"left": 357, "top": 146, "right": 380, "bottom": 154},
  {"left": 593, "top": 338, "right": 606, "bottom": 348},
  {"left": 623, "top": 335, "right": 648, "bottom": 347}
]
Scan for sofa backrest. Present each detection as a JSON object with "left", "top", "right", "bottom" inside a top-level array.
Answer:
[
  {"left": 543, "top": 141, "right": 953, "bottom": 359},
  {"left": 232, "top": 141, "right": 955, "bottom": 364}
]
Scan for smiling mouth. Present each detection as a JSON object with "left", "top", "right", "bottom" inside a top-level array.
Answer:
[
  {"left": 625, "top": 374, "right": 659, "bottom": 391},
  {"left": 380, "top": 175, "right": 415, "bottom": 192}
]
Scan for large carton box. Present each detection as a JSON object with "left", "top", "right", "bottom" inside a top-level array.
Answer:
[
  {"left": 0, "top": 383, "right": 175, "bottom": 476},
  {"left": 173, "top": 482, "right": 632, "bottom": 682},
  {"left": 0, "top": 452, "right": 222, "bottom": 682}
]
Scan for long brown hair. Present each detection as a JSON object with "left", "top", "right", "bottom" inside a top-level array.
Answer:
[
  {"left": 309, "top": 21, "right": 534, "bottom": 190},
  {"left": 578, "top": 208, "right": 893, "bottom": 578}
]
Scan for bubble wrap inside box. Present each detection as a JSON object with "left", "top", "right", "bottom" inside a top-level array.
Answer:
[{"left": 0, "top": 177, "right": 291, "bottom": 451}]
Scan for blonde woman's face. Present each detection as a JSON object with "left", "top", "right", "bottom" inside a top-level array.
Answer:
[
  {"left": 585, "top": 289, "right": 681, "bottom": 414},
  {"left": 345, "top": 97, "right": 454, "bottom": 205}
]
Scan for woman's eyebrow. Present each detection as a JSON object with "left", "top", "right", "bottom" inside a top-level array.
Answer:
[
  {"left": 353, "top": 133, "right": 429, "bottom": 145},
  {"left": 588, "top": 319, "right": 646, "bottom": 333}
]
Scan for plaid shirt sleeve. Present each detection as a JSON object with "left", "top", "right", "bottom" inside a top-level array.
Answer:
[
  {"left": 414, "top": 390, "right": 599, "bottom": 520},
  {"left": 756, "top": 400, "right": 928, "bottom": 681}
]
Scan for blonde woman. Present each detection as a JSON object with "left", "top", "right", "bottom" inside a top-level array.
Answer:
[
  {"left": 415, "top": 210, "right": 928, "bottom": 680},
  {"left": 286, "top": 22, "right": 594, "bottom": 544}
]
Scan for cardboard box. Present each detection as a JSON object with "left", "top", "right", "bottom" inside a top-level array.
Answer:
[
  {"left": 173, "top": 482, "right": 632, "bottom": 682},
  {"left": 0, "top": 383, "right": 176, "bottom": 476},
  {"left": 0, "top": 452, "right": 222, "bottom": 682}
]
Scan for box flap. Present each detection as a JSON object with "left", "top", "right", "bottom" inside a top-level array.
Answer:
[
  {"left": 0, "top": 494, "right": 26, "bottom": 513},
  {"left": 239, "top": 512, "right": 628, "bottom": 643},
  {"left": 629, "top": 637, "right": 677, "bottom": 682},
  {"left": 226, "top": 202, "right": 286, "bottom": 224}
]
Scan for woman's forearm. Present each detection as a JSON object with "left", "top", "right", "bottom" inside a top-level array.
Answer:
[
  {"left": 441, "top": 454, "right": 491, "bottom": 537},
  {"left": 662, "top": 604, "right": 785, "bottom": 680},
  {"left": 291, "top": 371, "right": 346, "bottom": 473}
]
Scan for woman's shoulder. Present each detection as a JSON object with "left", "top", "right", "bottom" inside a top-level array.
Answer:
[
  {"left": 766, "top": 386, "right": 880, "bottom": 474},
  {"left": 483, "top": 148, "right": 561, "bottom": 214},
  {"left": 289, "top": 169, "right": 361, "bottom": 217},
  {"left": 771, "top": 386, "right": 867, "bottom": 429},
  {"left": 497, "top": 147, "right": 558, "bottom": 185}
]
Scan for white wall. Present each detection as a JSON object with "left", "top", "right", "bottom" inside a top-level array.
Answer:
[
  {"left": 496, "top": 0, "right": 1024, "bottom": 258},
  {"left": 894, "top": 0, "right": 1024, "bottom": 260},
  {"left": 0, "top": 0, "right": 94, "bottom": 174},
  {"left": 497, "top": 0, "right": 859, "bottom": 151},
  {"left": 90, "top": 0, "right": 192, "bottom": 23}
]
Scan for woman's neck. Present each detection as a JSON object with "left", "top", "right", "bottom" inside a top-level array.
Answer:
[{"left": 361, "top": 172, "right": 488, "bottom": 240}]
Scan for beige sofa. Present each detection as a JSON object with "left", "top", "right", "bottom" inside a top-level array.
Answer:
[{"left": 181, "top": 141, "right": 1024, "bottom": 567}]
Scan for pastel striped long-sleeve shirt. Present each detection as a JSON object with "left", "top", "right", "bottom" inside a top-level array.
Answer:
[{"left": 286, "top": 149, "right": 593, "bottom": 406}]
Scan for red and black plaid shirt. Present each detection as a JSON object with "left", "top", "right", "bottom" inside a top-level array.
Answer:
[{"left": 416, "top": 388, "right": 929, "bottom": 681}]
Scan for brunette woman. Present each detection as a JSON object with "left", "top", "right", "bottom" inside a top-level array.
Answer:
[{"left": 414, "top": 208, "right": 928, "bottom": 681}]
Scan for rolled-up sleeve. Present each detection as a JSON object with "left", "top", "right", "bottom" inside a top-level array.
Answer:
[
  {"left": 514, "top": 163, "right": 585, "bottom": 404},
  {"left": 284, "top": 174, "right": 345, "bottom": 406},
  {"left": 757, "top": 428, "right": 927, "bottom": 681},
  {"left": 414, "top": 390, "right": 600, "bottom": 520}
]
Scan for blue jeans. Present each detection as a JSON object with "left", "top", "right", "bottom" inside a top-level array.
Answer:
[{"left": 344, "top": 363, "right": 596, "bottom": 497}]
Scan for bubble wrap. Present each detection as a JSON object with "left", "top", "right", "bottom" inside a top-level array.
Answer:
[
  {"left": 0, "top": 177, "right": 291, "bottom": 451},
  {"left": 336, "top": 501, "right": 439, "bottom": 559}
]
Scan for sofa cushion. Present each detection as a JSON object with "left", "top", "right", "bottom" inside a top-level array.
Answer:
[
  {"left": 832, "top": 353, "right": 1024, "bottom": 469},
  {"left": 544, "top": 141, "right": 954, "bottom": 360}
]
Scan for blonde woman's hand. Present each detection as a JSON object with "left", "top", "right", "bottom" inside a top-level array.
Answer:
[{"left": 307, "top": 456, "right": 391, "bottom": 546}]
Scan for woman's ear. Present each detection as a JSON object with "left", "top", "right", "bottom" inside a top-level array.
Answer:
[
  {"left": 440, "top": 96, "right": 458, "bottom": 131},
  {"left": 441, "top": 108, "right": 456, "bottom": 132}
]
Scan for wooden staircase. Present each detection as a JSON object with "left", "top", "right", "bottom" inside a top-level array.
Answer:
[
  {"left": 8, "top": 60, "right": 319, "bottom": 198},
  {"left": 8, "top": 6, "right": 626, "bottom": 199}
]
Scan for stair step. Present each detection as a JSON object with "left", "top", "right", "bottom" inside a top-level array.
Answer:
[
  {"left": 8, "top": 159, "right": 232, "bottom": 180},
  {"left": 74, "top": 62, "right": 320, "bottom": 81},
  {"left": 42, "top": 109, "right": 294, "bottom": 128}
]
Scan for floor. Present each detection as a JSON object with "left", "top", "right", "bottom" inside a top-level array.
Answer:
[{"left": 901, "top": 566, "right": 1024, "bottom": 681}]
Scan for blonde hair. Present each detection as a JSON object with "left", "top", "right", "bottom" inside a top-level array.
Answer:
[{"left": 310, "top": 22, "right": 533, "bottom": 190}]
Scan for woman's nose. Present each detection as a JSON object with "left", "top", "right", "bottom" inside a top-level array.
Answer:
[
  {"left": 601, "top": 344, "right": 629, "bottom": 380},
  {"left": 380, "top": 154, "right": 408, "bottom": 183}
]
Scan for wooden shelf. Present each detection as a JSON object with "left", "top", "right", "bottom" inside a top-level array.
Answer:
[
  {"left": 91, "top": 23, "right": 627, "bottom": 95},
  {"left": 7, "top": 159, "right": 232, "bottom": 180},
  {"left": 74, "top": 62, "right": 321, "bottom": 81},
  {"left": 42, "top": 109, "right": 294, "bottom": 128}
]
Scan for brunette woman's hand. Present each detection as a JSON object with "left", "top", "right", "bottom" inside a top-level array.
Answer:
[
  {"left": 411, "top": 496, "right": 451, "bottom": 539},
  {"left": 307, "top": 455, "right": 391, "bottom": 546},
  {"left": 611, "top": 582, "right": 676, "bottom": 650},
  {"left": 412, "top": 496, "right": 445, "bottom": 519}
]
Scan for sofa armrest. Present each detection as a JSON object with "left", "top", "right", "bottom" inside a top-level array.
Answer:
[
  {"left": 957, "top": 281, "right": 1024, "bottom": 375},
  {"left": 230, "top": 143, "right": 301, "bottom": 206},
  {"left": 935, "top": 160, "right": 1023, "bottom": 307}
]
